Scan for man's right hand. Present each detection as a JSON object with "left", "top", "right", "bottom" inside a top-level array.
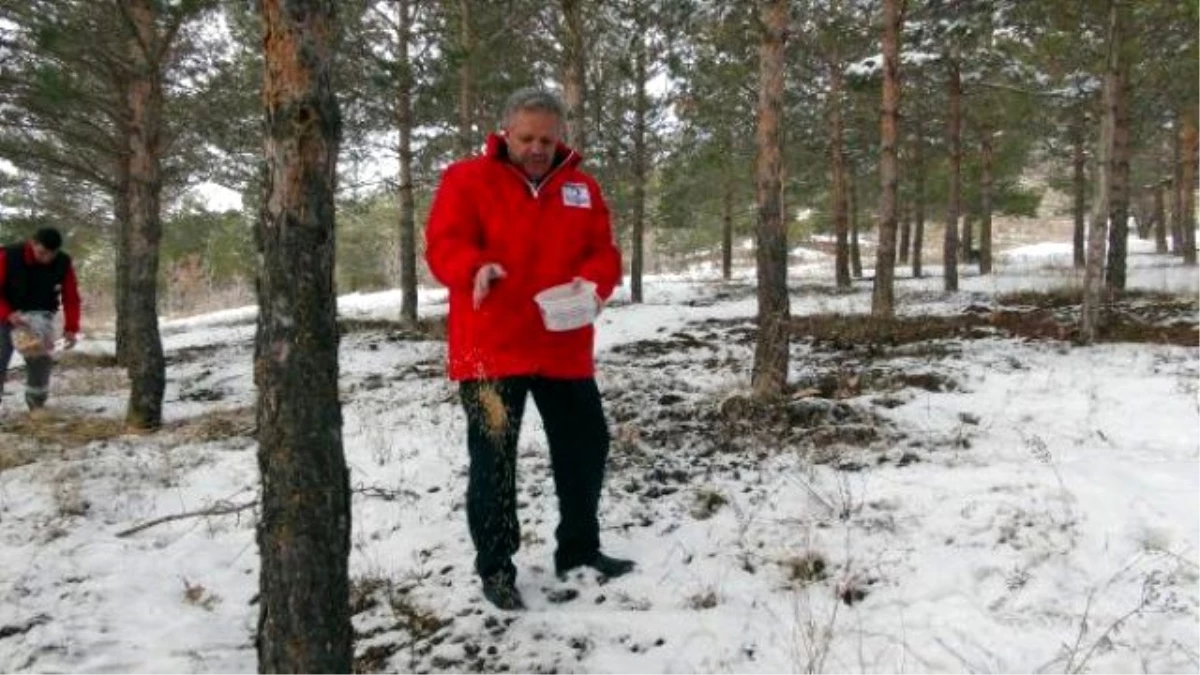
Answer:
[{"left": 473, "top": 263, "right": 507, "bottom": 309}]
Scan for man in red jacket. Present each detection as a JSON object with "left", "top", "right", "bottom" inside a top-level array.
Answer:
[
  {"left": 0, "top": 227, "right": 81, "bottom": 411},
  {"left": 425, "top": 88, "right": 631, "bottom": 610}
]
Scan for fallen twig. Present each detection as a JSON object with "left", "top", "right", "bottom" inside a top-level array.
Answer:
[{"left": 116, "top": 500, "right": 257, "bottom": 538}]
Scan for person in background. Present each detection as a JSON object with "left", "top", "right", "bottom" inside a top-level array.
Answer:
[
  {"left": 0, "top": 227, "right": 80, "bottom": 410},
  {"left": 424, "top": 87, "right": 632, "bottom": 611}
]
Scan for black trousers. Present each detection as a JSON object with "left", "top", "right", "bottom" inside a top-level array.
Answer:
[{"left": 459, "top": 376, "right": 610, "bottom": 581}]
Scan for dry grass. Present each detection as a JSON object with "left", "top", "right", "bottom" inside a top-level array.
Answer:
[
  {"left": 0, "top": 443, "right": 42, "bottom": 473},
  {"left": 55, "top": 366, "right": 128, "bottom": 396},
  {"left": 0, "top": 405, "right": 255, "bottom": 464},
  {"left": 166, "top": 406, "right": 256, "bottom": 442},
  {"left": 0, "top": 410, "right": 130, "bottom": 448}
]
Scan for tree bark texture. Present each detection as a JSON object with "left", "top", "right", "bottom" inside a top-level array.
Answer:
[
  {"left": 1073, "top": 112, "right": 1087, "bottom": 268},
  {"left": 561, "top": 0, "right": 587, "bottom": 154},
  {"left": 980, "top": 123, "right": 993, "bottom": 274},
  {"left": 1082, "top": 1, "right": 1119, "bottom": 345},
  {"left": 122, "top": 0, "right": 167, "bottom": 430},
  {"left": 1172, "top": 116, "right": 1185, "bottom": 256},
  {"left": 829, "top": 55, "right": 851, "bottom": 290},
  {"left": 913, "top": 113, "right": 925, "bottom": 278},
  {"left": 751, "top": 0, "right": 789, "bottom": 400},
  {"left": 1106, "top": 57, "right": 1131, "bottom": 289},
  {"left": 1182, "top": 113, "right": 1198, "bottom": 266},
  {"left": 849, "top": 168, "right": 862, "bottom": 278},
  {"left": 943, "top": 52, "right": 961, "bottom": 292},
  {"left": 1154, "top": 181, "right": 1168, "bottom": 254},
  {"left": 256, "top": 1, "right": 352, "bottom": 671},
  {"left": 630, "top": 24, "right": 648, "bottom": 303},
  {"left": 396, "top": 0, "right": 418, "bottom": 323},
  {"left": 455, "top": 0, "right": 475, "bottom": 156},
  {"left": 872, "top": 0, "right": 902, "bottom": 318}
]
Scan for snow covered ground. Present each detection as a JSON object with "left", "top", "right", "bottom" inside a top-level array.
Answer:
[{"left": 0, "top": 235, "right": 1196, "bottom": 673}]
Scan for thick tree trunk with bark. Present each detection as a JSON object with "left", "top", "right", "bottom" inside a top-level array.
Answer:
[
  {"left": 1106, "top": 59, "right": 1131, "bottom": 289},
  {"left": 1083, "top": 2, "right": 1119, "bottom": 345},
  {"left": 561, "top": 0, "right": 586, "bottom": 153},
  {"left": 1183, "top": 114, "right": 1198, "bottom": 266},
  {"left": 943, "top": 52, "right": 961, "bottom": 292},
  {"left": 396, "top": 0, "right": 418, "bottom": 323},
  {"left": 123, "top": 0, "right": 166, "bottom": 430},
  {"left": 256, "top": 1, "right": 351, "bottom": 671},
  {"left": 630, "top": 26, "right": 648, "bottom": 303},
  {"left": 1073, "top": 113, "right": 1087, "bottom": 268},
  {"left": 872, "top": 0, "right": 902, "bottom": 318},
  {"left": 980, "top": 123, "right": 993, "bottom": 274},
  {"left": 751, "top": 0, "right": 789, "bottom": 400},
  {"left": 829, "top": 56, "right": 851, "bottom": 289}
]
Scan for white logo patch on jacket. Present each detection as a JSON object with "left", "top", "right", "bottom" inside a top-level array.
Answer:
[{"left": 561, "top": 182, "right": 592, "bottom": 208}]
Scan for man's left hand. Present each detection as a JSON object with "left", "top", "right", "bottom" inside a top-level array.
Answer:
[{"left": 62, "top": 332, "right": 77, "bottom": 350}]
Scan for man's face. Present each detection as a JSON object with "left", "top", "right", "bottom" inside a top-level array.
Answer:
[
  {"left": 30, "top": 242, "right": 57, "bottom": 265},
  {"left": 504, "top": 109, "right": 561, "bottom": 180}
]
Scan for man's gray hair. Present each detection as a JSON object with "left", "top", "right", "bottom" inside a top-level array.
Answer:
[{"left": 502, "top": 87, "right": 566, "bottom": 126}]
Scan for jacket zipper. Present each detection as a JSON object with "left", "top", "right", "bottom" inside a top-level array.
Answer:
[{"left": 506, "top": 150, "right": 576, "bottom": 199}]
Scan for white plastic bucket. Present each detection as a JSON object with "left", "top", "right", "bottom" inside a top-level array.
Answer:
[
  {"left": 534, "top": 280, "right": 598, "bottom": 332},
  {"left": 11, "top": 311, "right": 55, "bottom": 358}
]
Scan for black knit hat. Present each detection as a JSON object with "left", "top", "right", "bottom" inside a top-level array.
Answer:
[{"left": 33, "top": 227, "right": 62, "bottom": 251}]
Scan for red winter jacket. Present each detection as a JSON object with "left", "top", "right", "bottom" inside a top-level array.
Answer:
[{"left": 425, "top": 134, "right": 621, "bottom": 381}]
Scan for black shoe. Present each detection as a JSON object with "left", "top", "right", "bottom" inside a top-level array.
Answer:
[
  {"left": 481, "top": 572, "right": 525, "bottom": 611},
  {"left": 25, "top": 393, "right": 46, "bottom": 411},
  {"left": 556, "top": 552, "right": 635, "bottom": 579}
]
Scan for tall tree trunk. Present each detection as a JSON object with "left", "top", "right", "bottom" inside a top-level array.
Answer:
[
  {"left": 751, "top": 0, "right": 789, "bottom": 400},
  {"left": 630, "top": 27, "right": 647, "bottom": 304},
  {"left": 980, "top": 122, "right": 994, "bottom": 274},
  {"left": 1106, "top": 57, "right": 1131, "bottom": 289},
  {"left": 943, "top": 51, "right": 961, "bottom": 292},
  {"left": 898, "top": 201, "right": 911, "bottom": 265},
  {"left": 1154, "top": 180, "right": 1168, "bottom": 254},
  {"left": 256, "top": 1, "right": 351, "bottom": 671},
  {"left": 1182, "top": 112, "right": 1198, "bottom": 266},
  {"left": 913, "top": 114, "right": 925, "bottom": 278},
  {"left": 396, "top": 0, "right": 418, "bottom": 323},
  {"left": 1172, "top": 116, "right": 1185, "bottom": 255},
  {"left": 829, "top": 55, "right": 851, "bottom": 289},
  {"left": 455, "top": 0, "right": 475, "bottom": 157},
  {"left": 849, "top": 168, "right": 862, "bottom": 278},
  {"left": 1082, "top": 1, "right": 1119, "bottom": 345},
  {"left": 872, "top": 0, "right": 902, "bottom": 318},
  {"left": 1073, "top": 111, "right": 1087, "bottom": 268},
  {"left": 114, "top": 154, "right": 133, "bottom": 367},
  {"left": 561, "top": 0, "right": 586, "bottom": 153},
  {"left": 123, "top": 0, "right": 166, "bottom": 431},
  {"left": 721, "top": 162, "right": 734, "bottom": 281}
]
